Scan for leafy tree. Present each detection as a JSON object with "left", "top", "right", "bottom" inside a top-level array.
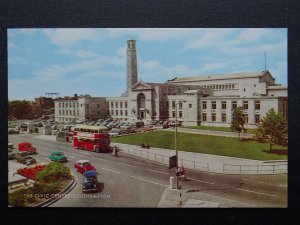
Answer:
[
  {"left": 8, "top": 100, "right": 33, "bottom": 119},
  {"left": 254, "top": 108, "right": 288, "bottom": 151},
  {"left": 231, "top": 107, "right": 246, "bottom": 141}
]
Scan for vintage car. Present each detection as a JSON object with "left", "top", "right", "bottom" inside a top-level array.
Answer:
[
  {"left": 18, "top": 142, "right": 37, "bottom": 154},
  {"left": 82, "top": 171, "right": 99, "bottom": 193},
  {"left": 49, "top": 151, "right": 68, "bottom": 162},
  {"left": 15, "top": 152, "right": 37, "bottom": 165},
  {"left": 74, "top": 160, "right": 96, "bottom": 174}
]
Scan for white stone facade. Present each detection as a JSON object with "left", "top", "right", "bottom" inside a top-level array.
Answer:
[{"left": 54, "top": 95, "right": 107, "bottom": 123}]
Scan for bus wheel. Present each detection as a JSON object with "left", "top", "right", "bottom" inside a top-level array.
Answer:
[{"left": 78, "top": 145, "right": 82, "bottom": 150}]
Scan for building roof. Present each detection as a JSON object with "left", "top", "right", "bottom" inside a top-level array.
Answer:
[
  {"left": 168, "top": 70, "right": 271, "bottom": 82},
  {"left": 267, "top": 85, "right": 287, "bottom": 90}
]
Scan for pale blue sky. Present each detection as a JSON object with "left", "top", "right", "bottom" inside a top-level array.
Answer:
[{"left": 8, "top": 28, "right": 287, "bottom": 100}]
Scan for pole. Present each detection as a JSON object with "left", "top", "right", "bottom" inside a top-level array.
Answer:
[{"left": 175, "top": 103, "right": 179, "bottom": 189}]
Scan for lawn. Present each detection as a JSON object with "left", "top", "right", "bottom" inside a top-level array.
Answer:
[
  {"left": 184, "top": 125, "right": 258, "bottom": 134},
  {"left": 112, "top": 131, "right": 287, "bottom": 160}
]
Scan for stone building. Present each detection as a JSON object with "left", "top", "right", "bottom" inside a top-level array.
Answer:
[
  {"left": 54, "top": 94, "right": 107, "bottom": 123},
  {"left": 106, "top": 40, "right": 287, "bottom": 128}
]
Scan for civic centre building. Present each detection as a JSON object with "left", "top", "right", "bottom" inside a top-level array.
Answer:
[{"left": 55, "top": 39, "right": 288, "bottom": 128}]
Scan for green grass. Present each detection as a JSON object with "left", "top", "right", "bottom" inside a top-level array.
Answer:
[
  {"left": 184, "top": 125, "right": 258, "bottom": 134},
  {"left": 112, "top": 130, "right": 287, "bottom": 160}
]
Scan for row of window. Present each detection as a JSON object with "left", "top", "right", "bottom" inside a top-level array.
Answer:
[
  {"left": 202, "top": 113, "right": 260, "bottom": 124},
  {"left": 111, "top": 110, "right": 128, "bottom": 116},
  {"left": 59, "top": 102, "right": 79, "bottom": 108},
  {"left": 202, "top": 100, "right": 260, "bottom": 110},
  {"left": 59, "top": 110, "right": 79, "bottom": 116},
  {"left": 200, "top": 83, "right": 236, "bottom": 90},
  {"left": 109, "top": 101, "right": 128, "bottom": 108}
]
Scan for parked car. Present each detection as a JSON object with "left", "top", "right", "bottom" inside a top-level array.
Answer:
[
  {"left": 15, "top": 152, "right": 37, "bottom": 165},
  {"left": 8, "top": 128, "right": 19, "bottom": 134},
  {"left": 8, "top": 146, "right": 17, "bottom": 160},
  {"left": 74, "top": 160, "right": 96, "bottom": 174},
  {"left": 50, "top": 151, "right": 68, "bottom": 162},
  {"left": 18, "top": 142, "right": 37, "bottom": 154},
  {"left": 82, "top": 171, "right": 99, "bottom": 193}
]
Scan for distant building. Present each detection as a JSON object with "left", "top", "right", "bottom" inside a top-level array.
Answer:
[
  {"left": 54, "top": 94, "right": 107, "bottom": 123},
  {"left": 106, "top": 40, "right": 287, "bottom": 128}
]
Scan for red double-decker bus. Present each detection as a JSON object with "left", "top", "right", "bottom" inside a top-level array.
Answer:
[{"left": 73, "top": 125, "right": 110, "bottom": 152}]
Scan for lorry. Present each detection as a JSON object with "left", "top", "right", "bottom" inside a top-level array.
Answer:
[{"left": 18, "top": 142, "right": 37, "bottom": 155}]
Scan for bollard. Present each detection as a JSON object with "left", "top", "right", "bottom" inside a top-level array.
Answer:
[{"left": 170, "top": 176, "right": 175, "bottom": 189}]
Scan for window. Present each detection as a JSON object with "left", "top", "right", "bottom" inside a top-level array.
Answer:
[
  {"left": 212, "top": 101, "right": 216, "bottom": 109},
  {"left": 66, "top": 103, "right": 68, "bottom": 107},
  {"left": 66, "top": 110, "right": 68, "bottom": 115},
  {"left": 189, "top": 104, "right": 192, "bottom": 108},
  {"left": 178, "top": 102, "right": 182, "bottom": 109},
  {"left": 179, "top": 111, "right": 183, "bottom": 118},
  {"left": 202, "top": 101, "right": 207, "bottom": 109},
  {"left": 111, "top": 102, "right": 114, "bottom": 108},
  {"left": 73, "top": 103, "right": 76, "bottom": 107},
  {"left": 62, "top": 103, "right": 65, "bottom": 107},
  {"left": 244, "top": 88, "right": 246, "bottom": 92},
  {"left": 62, "top": 110, "right": 65, "bottom": 115},
  {"left": 59, "top": 110, "right": 61, "bottom": 115},
  {"left": 212, "top": 113, "right": 216, "bottom": 122},
  {"left": 243, "top": 101, "right": 248, "bottom": 109},
  {"left": 77, "top": 110, "right": 79, "bottom": 115},
  {"left": 116, "top": 110, "right": 118, "bottom": 115},
  {"left": 125, "top": 110, "right": 128, "bottom": 116},
  {"left": 202, "top": 113, "right": 207, "bottom": 122},
  {"left": 244, "top": 114, "right": 248, "bottom": 123},
  {"left": 111, "top": 110, "right": 114, "bottom": 115},
  {"left": 69, "top": 110, "right": 72, "bottom": 115},
  {"left": 254, "top": 84, "right": 256, "bottom": 87},
  {"left": 97, "top": 104, "right": 100, "bottom": 108},
  {"left": 120, "top": 110, "right": 123, "bottom": 116},
  {"left": 172, "top": 101, "right": 176, "bottom": 109},
  {"left": 232, "top": 101, "right": 237, "bottom": 110},
  {"left": 120, "top": 102, "right": 123, "bottom": 108},
  {"left": 125, "top": 102, "right": 128, "bottom": 108},
  {"left": 255, "top": 100, "right": 260, "bottom": 110},
  {"left": 222, "top": 114, "right": 226, "bottom": 122},
  {"left": 59, "top": 103, "right": 61, "bottom": 107},
  {"left": 116, "top": 102, "right": 118, "bottom": 108},
  {"left": 255, "top": 115, "right": 260, "bottom": 124},
  {"left": 73, "top": 110, "right": 75, "bottom": 115},
  {"left": 222, "top": 101, "right": 226, "bottom": 109},
  {"left": 172, "top": 111, "right": 176, "bottom": 117}
]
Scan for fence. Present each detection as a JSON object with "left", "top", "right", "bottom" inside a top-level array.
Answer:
[
  {"left": 223, "top": 163, "right": 287, "bottom": 174},
  {"left": 114, "top": 143, "right": 287, "bottom": 174},
  {"left": 115, "top": 144, "right": 209, "bottom": 172}
]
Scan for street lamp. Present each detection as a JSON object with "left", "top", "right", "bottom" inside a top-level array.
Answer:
[{"left": 175, "top": 100, "right": 186, "bottom": 189}]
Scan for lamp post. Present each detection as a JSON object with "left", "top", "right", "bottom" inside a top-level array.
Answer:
[{"left": 175, "top": 100, "right": 186, "bottom": 189}]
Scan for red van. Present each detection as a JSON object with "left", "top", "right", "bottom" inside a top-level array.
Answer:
[{"left": 18, "top": 142, "right": 37, "bottom": 155}]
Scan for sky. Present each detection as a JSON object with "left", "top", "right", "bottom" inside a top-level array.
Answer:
[{"left": 8, "top": 28, "right": 287, "bottom": 101}]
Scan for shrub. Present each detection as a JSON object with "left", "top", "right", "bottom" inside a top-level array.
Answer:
[
  {"left": 36, "top": 162, "right": 71, "bottom": 183},
  {"left": 9, "top": 189, "right": 28, "bottom": 207}
]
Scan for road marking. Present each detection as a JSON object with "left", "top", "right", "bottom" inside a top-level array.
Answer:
[
  {"left": 101, "top": 167, "right": 121, "bottom": 174},
  {"left": 146, "top": 169, "right": 169, "bottom": 175},
  {"left": 242, "top": 178, "right": 250, "bottom": 181},
  {"left": 83, "top": 152, "right": 91, "bottom": 155},
  {"left": 189, "top": 178, "right": 215, "bottom": 185},
  {"left": 235, "top": 188, "right": 276, "bottom": 197},
  {"left": 130, "top": 175, "right": 167, "bottom": 187},
  {"left": 93, "top": 157, "right": 109, "bottom": 162},
  {"left": 65, "top": 155, "right": 75, "bottom": 158},
  {"left": 38, "top": 152, "right": 48, "bottom": 156},
  {"left": 117, "top": 162, "right": 137, "bottom": 167}
]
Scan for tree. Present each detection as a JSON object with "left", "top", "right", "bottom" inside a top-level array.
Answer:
[
  {"left": 231, "top": 107, "right": 246, "bottom": 141},
  {"left": 254, "top": 108, "right": 288, "bottom": 151}
]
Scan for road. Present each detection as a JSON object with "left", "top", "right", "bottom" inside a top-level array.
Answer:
[{"left": 8, "top": 134, "right": 287, "bottom": 207}]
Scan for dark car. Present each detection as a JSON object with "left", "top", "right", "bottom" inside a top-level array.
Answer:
[
  {"left": 82, "top": 171, "right": 99, "bottom": 193},
  {"left": 15, "top": 152, "right": 37, "bottom": 165}
]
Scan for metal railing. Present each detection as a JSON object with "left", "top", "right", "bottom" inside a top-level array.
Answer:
[
  {"left": 115, "top": 144, "right": 209, "bottom": 172},
  {"left": 223, "top": 163, "right": 287, "bottom": 174}
]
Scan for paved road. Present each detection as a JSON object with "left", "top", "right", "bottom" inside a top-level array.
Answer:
[{"left": 8, "top": 134, "right": 287, "bottom": 207}]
